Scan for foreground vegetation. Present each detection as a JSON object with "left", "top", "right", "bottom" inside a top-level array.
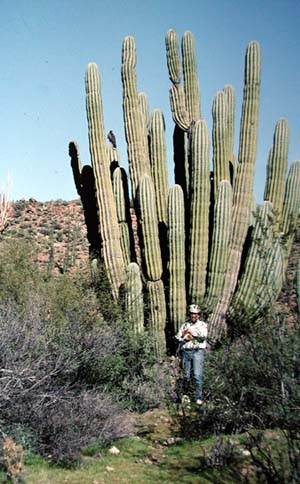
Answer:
[{"left": 0, "top": 239, "right": 299, "bottom": 483}]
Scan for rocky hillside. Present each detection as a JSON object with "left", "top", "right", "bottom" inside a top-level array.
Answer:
[{"left": 1, "top": 198, "right": 89, "bottom": 274}]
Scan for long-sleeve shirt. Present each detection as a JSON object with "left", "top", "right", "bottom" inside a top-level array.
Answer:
[{"left": 176, "top": 319, "right": 208, "bottom": 350}]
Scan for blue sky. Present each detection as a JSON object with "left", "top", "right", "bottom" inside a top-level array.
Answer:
[{"left": 0, "top": 0, "right": 299, "bottom": 201}]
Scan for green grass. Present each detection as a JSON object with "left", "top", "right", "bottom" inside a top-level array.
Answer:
[{"left": 21, "top": 409, "right": 262, "bottom": 484}]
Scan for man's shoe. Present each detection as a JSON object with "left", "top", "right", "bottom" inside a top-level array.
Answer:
[{"left": 196, "top": 399, "right": 203, "bottom": 405}]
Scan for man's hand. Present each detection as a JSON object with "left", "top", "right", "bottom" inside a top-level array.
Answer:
[{"left": 184, "top": 332, "right": 193, "bottom": 341}]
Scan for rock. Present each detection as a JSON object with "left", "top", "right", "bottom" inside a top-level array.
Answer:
[
  {"left": 241, "top": 449, "right": 251, "bottom": 456},
  {"left": 108, "top": 446, "right": 120, "bottom": 455}
]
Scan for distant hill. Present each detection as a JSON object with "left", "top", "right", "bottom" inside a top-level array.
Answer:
[{"left": 1, "top": 198, "right": 89, "bottom": 274}]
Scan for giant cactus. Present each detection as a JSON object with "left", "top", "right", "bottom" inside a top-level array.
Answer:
[{"left": 70, "top": 30, "right": 300, "bottom": 354}]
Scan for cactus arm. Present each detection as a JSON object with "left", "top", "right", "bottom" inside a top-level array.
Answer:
[
  {"left": 147, "top": 280, "right": 167, "bottom": 357},
  {"left": 113, "top": 167, "right": 135, "bottom": 267},
  {"left": 212, "top": 91, "right": 230, "bottom": 198},
  {"left": 149, "top": 109, "right": 169, "bottom": 225},
  {"left": 209, "top": 41, "right": 261, "bottom": 340},
  {"left": 280, "top": 161, "right": 300, "bottom": 236},
  {"left": 85, "top": 62, "right": 125, "bottom": 299},
  {"left": 165, "top": 29, "right": 182, "bottom": 84},
  {"left": 168, "top": 185, "right": 186, "bottom": 332},
  {"left": 206, "top": 180, "right": 233, "bottom": 312},
  {"left": 264, "top": 118, "right": 290, "bottom": 228},
  {"left": 125, "top": 262, "right": 144, "bottom": 334},
  {"left": 223, "top": 84, "right": 236, "bottom": 176},
  {"left": 138, "top": 92, "right": 150, "bottom": 131},
  {"left": 121, "top": 37, "right": 151, "bottom": 200},
  {"left": 138, "top": 175, "right": 163, "bottom": 281},
  {"left": 188, "top": 120, "right": 210, "bottom": 303},
  {"left": 182, "top": 31, "right": 201, "bottom": 121},
  {"left": 169, "top": 85, "right": 191, "bottom": 130},
  {"left": 279, "top": 160, "right": 300, "bottom": 272},
  {"left": 229, "top": 201, "right": 275, "bottom": 322}
]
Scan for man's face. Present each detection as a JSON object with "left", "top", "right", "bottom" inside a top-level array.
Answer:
[{"left": 190, "top": 312, "right": 200, "bottom": 323}]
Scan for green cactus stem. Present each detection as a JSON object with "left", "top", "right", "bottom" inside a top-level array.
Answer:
[
  {"left": 168, "top": 184, "right": 186, "bottom": 332},
  {"left": 139, "top": 92, "right": 150, "bottom": 131},
  {"left": 280, "top": 161, "right": 300, "bottom": 237},
  {"left": 182, "top": 31, "right": 201, "bottom": 122},
  {"left": 212, "top": 91, "right": 230, "bottom": 198},
  {"left": 85, "top": 62, "right": 125, "bottom": 299},
  {"left": 264, "top": 118, "right": 290, "bottom": 228},
  {"left": 228, "top": 201, "right": 275, "bottom": 323},
  {"left": 147, "top": 280, "right": 167, "bottom": 357},
  {"left": 165, "top": 28, "right": 181, "bottom": 85},
  {"left": 125, "top": 262, "right": 144, "bottom": 334},
  {"left": 121, "top": 37, "right": 151, "bottom": 199},
  {"left": 279, "top": 160, "right": 300, "bottom": 274},
  {"left": 149, "top": 109, "right": 169, "bottom": 225},
  {"left": 206, "top": 180, "right": 233, "bottom": 312},
  {"left": 138, "top": 174, "right": 163, "bottom": 281},
  {"left": 223, "top": 84, "right": 236, "bottom": 177},
  {"left": 138, "top": 174, "right": 167, "bottom": 354},
  {"left": 209, "top": 40, "right": 261, "bottom": 341},
  {"left": 188, "top": 119, "right": 210, "bottom": 303}
]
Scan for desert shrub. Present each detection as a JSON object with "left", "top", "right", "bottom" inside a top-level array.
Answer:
[
  {"left": 121, "top": 356, "right": 175, "bottom": 411},
  {"left": 176, "top": 313, "right": 300, "bottom": 482},
  {"left": 0, "top": 299, "right": 135, "bottom": 465},
  {"left": 56, "top": 231, "right": 63, "bottom": 242},
  {"left": 0, "top": 240, "right": 41, "bottom": 307}
]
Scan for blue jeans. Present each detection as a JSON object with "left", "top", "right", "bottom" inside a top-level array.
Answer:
[{"left": 182, "top": 349, "right": 205, "bottom": 401}]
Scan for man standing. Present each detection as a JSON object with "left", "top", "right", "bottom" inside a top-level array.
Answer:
[{"left": 176, "top": 304, "right": 208, "bottom": 405}]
